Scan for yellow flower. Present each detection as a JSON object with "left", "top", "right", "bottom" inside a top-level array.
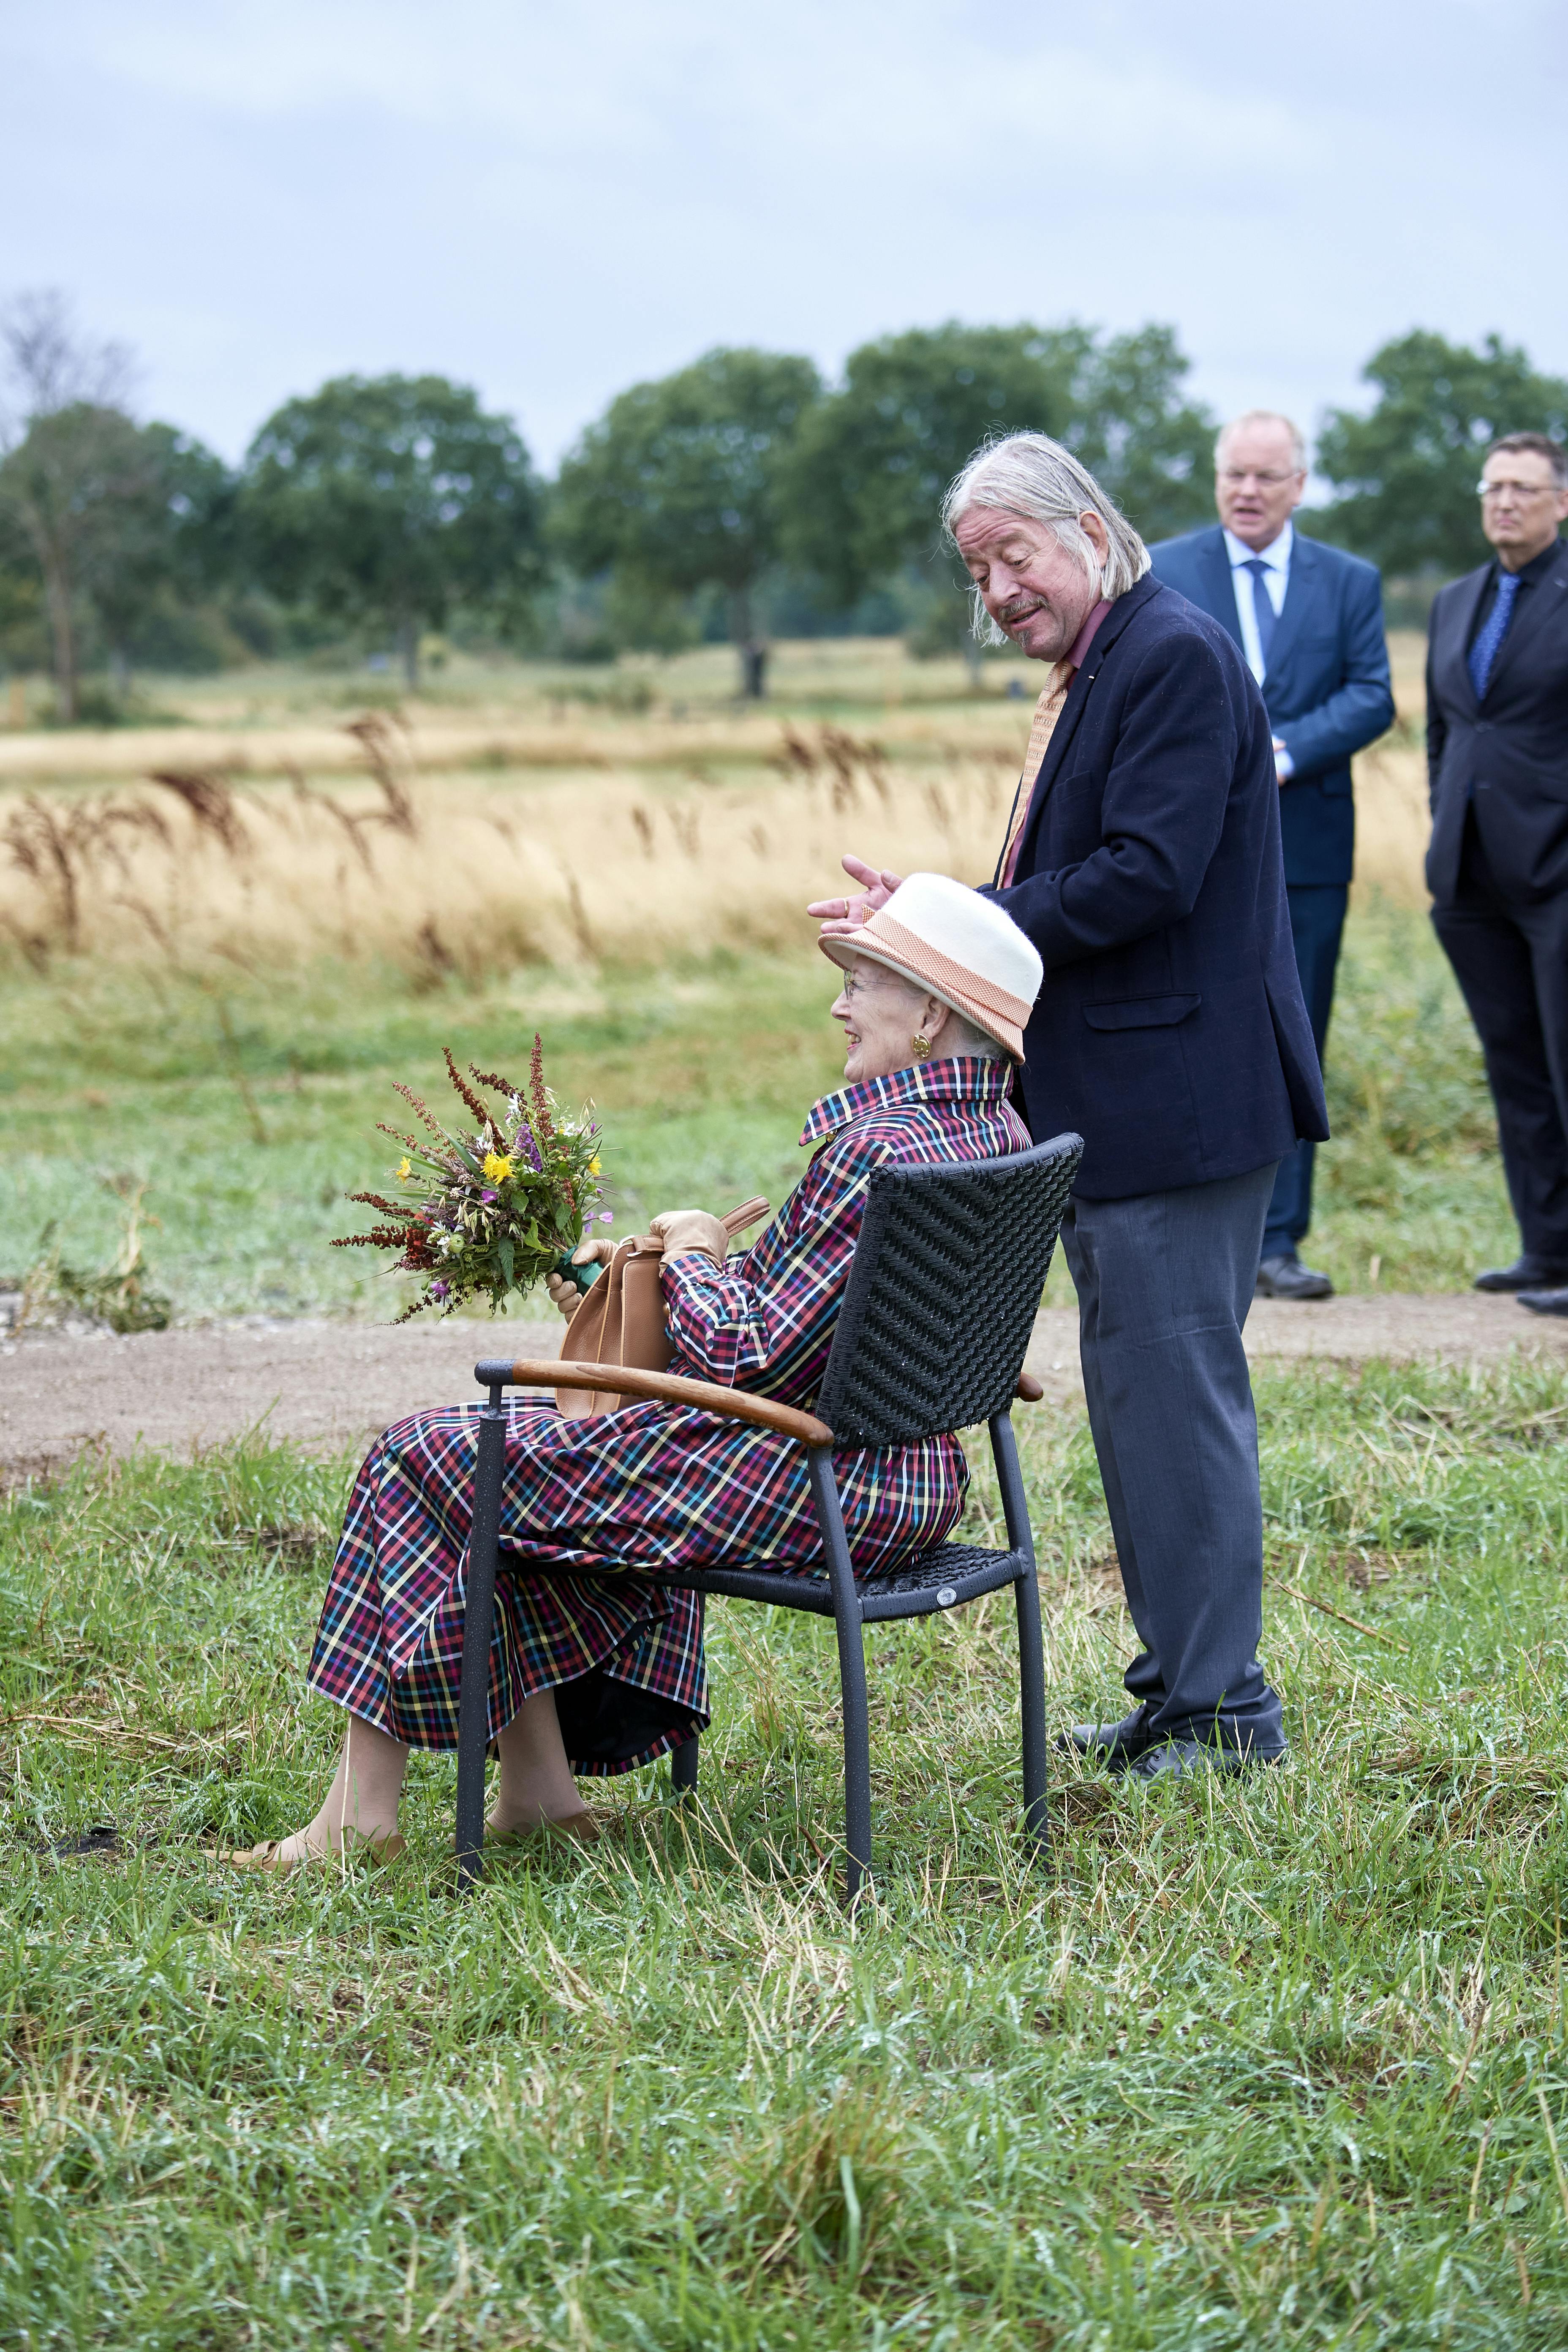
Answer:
[
  {"left": 397, "top": 1157, "right": 411, "bottom": 1180},
  {"left": 588, "top": 1157, "right": 601, "bottom": 1175},
  {"left": 482, "top": 1151, "right": 513, "bottom": 1183}
]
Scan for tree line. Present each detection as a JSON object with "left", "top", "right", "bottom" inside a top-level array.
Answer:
[{"left": 2, "top": 288, "right": 1565, "bottom": 714}]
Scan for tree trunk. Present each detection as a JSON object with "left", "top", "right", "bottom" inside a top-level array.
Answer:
[
  {"left": 397, "top": 613, "right": 420, "bottom": 690},
  {"left": 727, "top": 585, "right": 767, "bottom": 700},
  {"left": 963, "top": 637, "right": 983, "bottom": 690},
  {"left": 109, "top": 646, "right": 130, "bottom": 703},
  {"left": 42, "top": 551, "right": 77, "bottom": 724}
]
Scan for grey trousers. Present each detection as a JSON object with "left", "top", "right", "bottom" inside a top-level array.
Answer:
[{"left": 1058, "top": 1161, "right": 1285, "bottom": 1754}]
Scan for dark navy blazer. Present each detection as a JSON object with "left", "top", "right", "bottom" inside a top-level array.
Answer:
[
  {"left": 1426, "top": 539, "right": 1568, "bottom": 906},
  {"left": 1147, "top": 526, "right": 1394, "bottom": 887},
  {"left": 987, "top": 574, "right": 1328, "bottom": 1201}
]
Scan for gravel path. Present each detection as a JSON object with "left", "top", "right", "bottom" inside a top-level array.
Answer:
[{"left": 3, "top": 1292, "right": 1566, "bottom": 1482}]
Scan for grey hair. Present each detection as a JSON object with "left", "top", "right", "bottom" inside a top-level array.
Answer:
[
  {"left": 942, "top": 432, "right": 1150, "bottom": 647},
  {"left": 1216, "top": 410, "right": 1308, "bottom": 474}
]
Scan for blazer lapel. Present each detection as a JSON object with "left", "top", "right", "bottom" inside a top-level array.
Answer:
[
  {"left": 1005, "top": 577, "right": 1159, "bottom": 881},
  {"left": 1482, "top": 544, "right": 1568, "bottom": 697},
  {"left": 1192, "top": 527, "right": 1237, "bottom": 637},
  {"left": 1438, "top": 565, "right": 1492, "bottom": 716}
]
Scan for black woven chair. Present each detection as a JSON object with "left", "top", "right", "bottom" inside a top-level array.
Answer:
[{"left": 457, "top": 1129, "right": 1083, "bottom": 1895}]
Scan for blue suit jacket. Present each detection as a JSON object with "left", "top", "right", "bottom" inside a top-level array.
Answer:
[
  {"left": 987, "top": 574, "right": 1328, "bottom": 1200},
  {"left": 1147, "top": 526, "right": 1394, "bottom": 887}
]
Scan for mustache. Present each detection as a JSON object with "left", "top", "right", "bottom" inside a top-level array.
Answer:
[{"left": 999, "top": 593, "right": 1046, "bottom": 626}]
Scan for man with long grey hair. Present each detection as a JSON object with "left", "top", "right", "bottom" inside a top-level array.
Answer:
[{"left": 812, "top": 430, "right": 1327, "bottom": 1780}]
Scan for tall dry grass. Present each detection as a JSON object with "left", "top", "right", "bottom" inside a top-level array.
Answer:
[
  {"left": 0, "top": 718, "right": 1020, "bottom": 980},
  {"left": 0, "top": 698, "right": 1434, "bottom": 981}
]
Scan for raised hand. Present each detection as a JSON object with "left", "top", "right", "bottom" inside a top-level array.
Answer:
[{"left": 806, "top": 853, "right": 904, "bottom": 938}]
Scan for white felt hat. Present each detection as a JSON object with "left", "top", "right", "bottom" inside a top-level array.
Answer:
[{"left": 818, "top": 872, "right": 1043, "bottom": 1060}]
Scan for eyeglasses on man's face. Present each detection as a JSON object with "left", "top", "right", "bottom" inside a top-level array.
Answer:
[
  {"left": 1217, "top": 468, "right": 1301, "bottom": 488},
  {"left": 1477, "top": 478, "right": 1560, "bottom": 501}
]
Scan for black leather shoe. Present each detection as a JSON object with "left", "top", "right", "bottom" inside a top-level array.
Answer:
[
  {"left": 1256, "top": 1252, "right": 1333, "bottom": 1301},
  {"left": 1517, "top": 1287, "right": 1568, "bottom": 1317},
  {"left": 1475, "top": 1256, "right": 1568, "bottom": 1293},
  {"left": 1126, "top": 1739, "right": 1284, "bottom": 1783},
  {"left": 1060, "top": 1704, "right": 1157, "bottom": 1766}
]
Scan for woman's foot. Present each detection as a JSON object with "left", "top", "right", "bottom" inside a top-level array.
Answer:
[
  {"left": 489, "top": 1688, "right": 589, "bottom": 1838},
  {"left": 483, "top": 1808, "right": 599, "bottom": 1846},
  {"left": 229, "top": 1716, "right": 411, "bottom": 1872},
  {"left": 227, "top": 1825, "right": 406, "bottom": 1873}
]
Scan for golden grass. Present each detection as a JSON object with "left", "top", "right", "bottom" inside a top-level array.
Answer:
[
  {"left": 0, "top": 635, "right": 1437, "bottom": 973},
  {"left": 0, "top": 727, "right": 1016, "bottom": 979}
]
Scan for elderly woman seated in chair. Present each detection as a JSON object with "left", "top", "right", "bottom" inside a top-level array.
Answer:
[{"left": 232, "top": 876, "right": 1042, "bottom": 1870}]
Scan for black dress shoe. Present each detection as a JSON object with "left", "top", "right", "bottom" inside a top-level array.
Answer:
[
  {"left": 1126, "top": 1739, "right": 1285, "bottom": 1783},
  {"left": 1475, "top": 1256, "right": 1568, "bottom": 1293},
  {"left": 1518, "top": 1287, "right": 1568, "bottom": 1317},
  {"left": 1060, "top": 1704, "right": 1157, "bottom": 1766},
  {"left": 1256, "top": 1252, "right": 1333, "bottom": 1301}
]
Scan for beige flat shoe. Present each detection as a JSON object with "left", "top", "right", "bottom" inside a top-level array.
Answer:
[{"left": 223, "top": 1829, "right": 406, "bottom": 1874}]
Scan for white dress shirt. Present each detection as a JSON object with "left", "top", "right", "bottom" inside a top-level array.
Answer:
[{"left": 1224, "top": 521, "right": 1293, "bottom": 777}]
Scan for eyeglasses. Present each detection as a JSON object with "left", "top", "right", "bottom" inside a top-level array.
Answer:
[
  {"left": 1477, "top": 479, "right": 1560, "bottom": 501},
  {"left": 1218, "top": 468, "right": 1301, "bottom": 488}
]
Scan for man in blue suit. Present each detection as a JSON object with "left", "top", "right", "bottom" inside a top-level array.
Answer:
[{"left": 1150, "top": 412, "right": 1394, "bottom": 1300}]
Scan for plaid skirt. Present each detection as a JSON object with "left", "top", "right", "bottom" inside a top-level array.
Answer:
[{"left": 308, "top": 1397, "right": 969, "bottom": 1774}]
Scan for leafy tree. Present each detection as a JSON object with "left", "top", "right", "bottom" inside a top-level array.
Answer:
[
  {"left": 782, "top": 321, "right": 1215, "bottom": 653},
  {"left": 551, "top": 348, "right": 822, "bottom": 697},
  {"left": 1316, "top": 332, "right": 1568, "bottom": 576},
  {"left": 0, "top": 291, "right": 189, "bottom": 719},
  {"left": 87, "top": 423, "right": 236, "bottom": 686},
  {"left": 240, "top": 375, "right": 544, "bottom": 686}
]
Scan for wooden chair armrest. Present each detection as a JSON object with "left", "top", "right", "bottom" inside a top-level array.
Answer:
[
  {"left": 1015, "top": 1372, "right": 1045, "bottom": 1403},
  {"left": 482, "top": 1357, "right": 834, "bottom": 1448}
]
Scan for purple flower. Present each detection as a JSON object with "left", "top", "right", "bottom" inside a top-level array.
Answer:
[
  {"left": 481, "top": 1190, "right": 498, "bottom": 1204},
  {"left": 599, "top": 1211, "right": 614, "bottom": 1223},
  {"left": 429, "top": 1279, "right": 449, "bottom": 1301}
]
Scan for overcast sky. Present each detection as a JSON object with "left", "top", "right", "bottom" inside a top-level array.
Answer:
[{"left": 5, "top": 0, "right": 1565, "bottom": 474}]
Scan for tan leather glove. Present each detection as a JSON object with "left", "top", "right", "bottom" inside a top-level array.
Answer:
[
  {"left": 545, "top": 1236, "right": 616, "bottom": 1320},
  {"left": 648, "top": 1209, "right": 730, "bottom": 1266}
]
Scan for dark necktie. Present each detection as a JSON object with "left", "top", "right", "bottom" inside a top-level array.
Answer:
[
  {"left": 1468, "top": 569, "right": 1522, "bottom": 702},
  {"left": 1244, "top": 558, "right": 1277, "bottom": 672}
]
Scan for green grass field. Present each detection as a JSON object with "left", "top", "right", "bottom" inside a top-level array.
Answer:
[
  {"left": 5, "top": 1352, "right": 1568, "bottom": 2347},
  {"left": 0, "top": 899, "right": 1519, "bottom": 1321}
]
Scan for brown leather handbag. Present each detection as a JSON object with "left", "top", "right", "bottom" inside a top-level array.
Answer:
[{"left": 555, "top": 1196, "right": 770, "bottom": 1417}]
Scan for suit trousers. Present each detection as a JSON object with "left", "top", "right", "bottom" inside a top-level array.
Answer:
[
  {"left": 1262, "top": 882, "right": 1348, "bottom": 1257},
  {"left": 1431, "top": 814, "right": 1568, "bottom": 1263},
  {"left": 1059, "top": 1160, "right": 1286, "bottom": 1753}
]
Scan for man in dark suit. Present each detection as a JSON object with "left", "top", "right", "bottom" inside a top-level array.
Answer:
[
  {"left": 1426, "top": 432, "right": 1568, "bottom": 1310},
  {"left": 811, "top": 433, "right": 1327, "bottom": 1780},
  {"left": 1149, "top": 412, "right": 1394, "bottom": 1300}
]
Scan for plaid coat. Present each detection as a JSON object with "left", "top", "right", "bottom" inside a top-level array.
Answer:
[{"left": 308, "top": 1057, "right": 1030, "bottom": 1772}]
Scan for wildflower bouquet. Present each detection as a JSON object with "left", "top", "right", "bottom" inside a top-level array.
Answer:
[{"left": 334, "top": 1040, "right": 611, "bottom": 1321}]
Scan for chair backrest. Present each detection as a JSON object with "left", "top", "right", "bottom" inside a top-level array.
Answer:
[{"left": 813, "top": 1131, "right": 1083, "bottom": 1447}]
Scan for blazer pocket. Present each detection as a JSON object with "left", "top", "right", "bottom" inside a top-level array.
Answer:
[{"left": 1083, "top": 994, "right": 1202, "bottom": 1030}]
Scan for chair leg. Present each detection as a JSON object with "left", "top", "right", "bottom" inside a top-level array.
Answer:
[
  {"left": 1013, "top": 1565, "right": 1050, "bottom": 1865},
  {"left": 991, "top": 1410, "right": 1049, "bottom": 1865},
  {"left": 670, "top": 1736, "right": 700, "bottom": 1799},
  {"left": 807, "top": 1446, "right": 872, "bottom": 1902},
  {"left": 455, "top": 1392, "right": 508, "bottom": 1889}
]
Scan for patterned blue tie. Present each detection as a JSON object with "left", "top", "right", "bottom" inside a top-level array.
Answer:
[
  {"left": 1469, "top": 569, "right": 1522, "bottom": 702},
  {"left": 1244, "top": 559, "right": 1278, "bottom": 672}
]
